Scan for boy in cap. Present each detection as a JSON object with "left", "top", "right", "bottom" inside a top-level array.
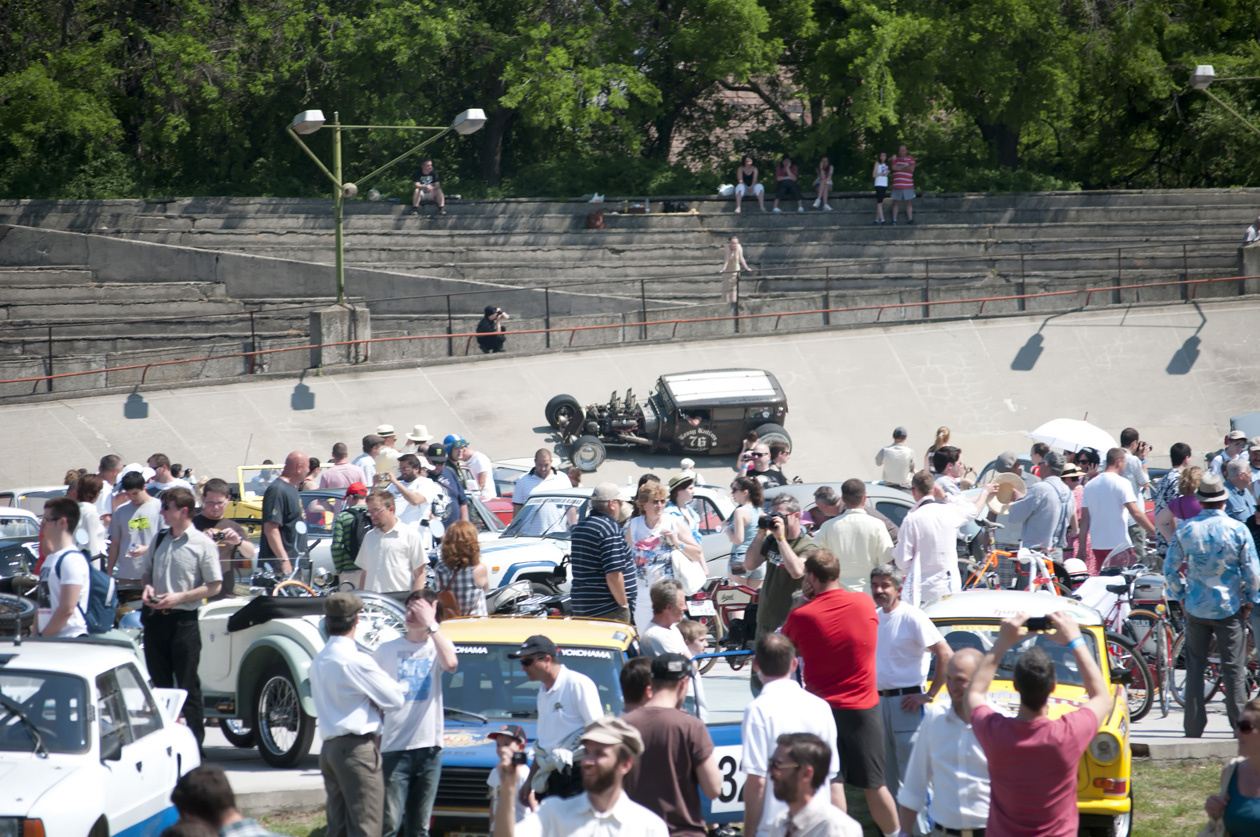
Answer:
[
  {"left": 310, "top": 593, "right": 406, "bottom": 837},
  {"left": 330, "top": 482, "right": 372, "bottom": 583},
  {"left": 493, "top": 716, "right": 667, "bottom": 837},
  {"left": 426, "top": 444, "right": 471, "bottom": 528},
  {"left": 622, "top": 654, "right": 721, "bottom": 837},
  {"left": 487, "top": 725, "right": 534, "bottom": 823},
  {"left": 509, "top": 635, "right": 604, "bottom": 802}
]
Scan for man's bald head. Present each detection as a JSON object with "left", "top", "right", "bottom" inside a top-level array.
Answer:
[
  {"left": 282, "top": 451, "right": 310, "bottom": 481},
  {"left": 946, "top": 647, "right": 983, "bottom": 706}
]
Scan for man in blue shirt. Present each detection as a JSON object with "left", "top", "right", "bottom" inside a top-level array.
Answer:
[
  {"left": 1225, "top": 459, "right": 1258, "bottom": 525},
  {"left": 1164, "top": 472, "right": 1260, "bottom": 737}
]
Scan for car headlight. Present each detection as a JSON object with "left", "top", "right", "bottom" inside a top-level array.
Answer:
[
  {"left": 0, "top": 820, "right": 43, "bottom": 837},
  {"left": 1089, "top": 732, "right": 1122, "bottom": 764}
]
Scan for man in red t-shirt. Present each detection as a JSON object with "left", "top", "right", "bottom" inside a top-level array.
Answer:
[
  {"left": 962, "top": 611, "right": 1116, "bottom": 837},
  {"left": 889, "top": 144, "right": 916, "bottom": 225},
  {"left": 782, "top": 549, "right": 901, "bottom": 837}
]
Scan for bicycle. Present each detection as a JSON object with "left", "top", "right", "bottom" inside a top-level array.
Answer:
[
  {"left": 689, "top": 576, "right": 758, "bottom": 674},
  {"left": 1095, "top": 566, "right": 1176, "bottom": 719},
  {"left": 1170, "top": 619, "right": 1258, "bottom": 708}
]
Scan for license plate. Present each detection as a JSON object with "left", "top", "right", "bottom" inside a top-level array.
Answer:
[{"left": 688, "top": 601, "right": 716, "bottom": 617}]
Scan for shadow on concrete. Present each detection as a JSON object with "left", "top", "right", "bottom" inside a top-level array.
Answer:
[
  {"left": 291, "top": 374, "right": 316, "bottom": 411},
  {"left": 1010, "top": 309, "right": 1079, "bottom": 372},
  {"left": 123, "top": 391, "right": 149, "bottom": 419},
  {"left": 1166, "top": 303, "right": 1207, "bottom": 376}
]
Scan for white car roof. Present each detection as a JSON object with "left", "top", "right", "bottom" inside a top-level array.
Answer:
[
  {"left": 0, "top": 508, "right": 39, "bottom": 522},
  {"left": 661, "top": 369, "right": 781, "bottom": 406},
  {"left": 0, "top": 638, "right": 140, "bottom": 678},
  {"left": 923, "top": 590, "right": 1103, "bottom": 626}
]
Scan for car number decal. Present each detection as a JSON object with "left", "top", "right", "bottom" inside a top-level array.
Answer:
[{"left": 709, "top": 744, "right": 746, "bottom": 814}]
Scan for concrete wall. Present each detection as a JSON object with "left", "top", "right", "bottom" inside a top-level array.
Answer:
[{"left": 1, "top": 297, "right": 1257, "bottom": 490}]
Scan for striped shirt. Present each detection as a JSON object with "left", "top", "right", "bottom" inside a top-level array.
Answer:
[
  {"left": 890, "top": 155, "right": 916, "bottom": 190},
  {"left": 570, "top": 510, "right": 636, "bottom": 616}
]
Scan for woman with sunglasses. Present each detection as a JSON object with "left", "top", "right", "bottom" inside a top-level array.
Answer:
[
  {"left": 1205, "top": 696, "right": 1260, "bottom": 833},
  {"left": 626, "top": 480, "right": 703, "bottom": 632},
  {"left": 726, "top": 476, "right": 764, "bottom": 588}
]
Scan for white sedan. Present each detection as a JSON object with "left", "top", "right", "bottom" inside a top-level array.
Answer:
[{"left": 0, "top": 635, "right": 200, "bottom": 836}]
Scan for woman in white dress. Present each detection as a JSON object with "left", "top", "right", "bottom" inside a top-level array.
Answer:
[{"left": 626, "top": 481, "right": 703, "bottom": 633}]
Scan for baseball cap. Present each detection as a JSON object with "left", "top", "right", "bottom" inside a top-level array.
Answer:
[
  {"left": 592, "top": 483, "right": 625, "bottom": 502},
  {"left": 426, "top": 444, "right": 449, "bottom": 463},
  {"left": 325, "top": 592, "right": 363, "bottom": 619},
  {"left": 651, "top": 653, "right": 693, "bottom": 681},
  {"left": 345, "top": 482, "right": 368, "bottom": 497},
  {"left": 376, "top": 424, "right": 396, "bottom": 437},
  {"left": 995, "top": 451, "right": 1020, "bottom": 472},
  {"left": 1227, "top": 430, "right": 1247, "bottom": 442},
  {"left": 484, "top": 305, "right": 498, "bottom": 318},
  {"left": 580, "top": 716, "right": 644, "bottom": 758},
  {"left": 1250, "top": 437, "right": 1260, "bottom": 451},
  {"left": 487, "top": 725, "right": 527, "bottom": 746},
  {"left": 893, "top": 426, "right": 908, "bottom": 438},
  {"left": 507, "top": 635, "right": 558, "bottom": 659}
]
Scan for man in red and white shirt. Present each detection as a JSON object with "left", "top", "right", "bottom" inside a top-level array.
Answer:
[{"left": 890, "top": 144, "right": 916, "bottom": 225}]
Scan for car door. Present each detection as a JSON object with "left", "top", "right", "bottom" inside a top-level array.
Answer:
[
  {"left": 688, "top": 495, "right": 733, "bottom": 568},
  {"left": 97, "top": 664, "right": 179, "bottom": 834}
]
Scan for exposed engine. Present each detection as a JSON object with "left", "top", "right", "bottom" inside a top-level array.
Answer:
[{"left": 582, "top": 388, "right": 650, "bottom": 443}]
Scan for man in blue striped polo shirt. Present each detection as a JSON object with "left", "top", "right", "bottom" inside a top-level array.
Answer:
[{"left": 570, "top": 484, "right": 635, "bottom": 622}]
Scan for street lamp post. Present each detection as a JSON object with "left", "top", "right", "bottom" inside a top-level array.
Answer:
[
  {"left": 286, "top": 108, "right": 486, "bottom": 304},
  {"left": 1189, "top": 64, "right": 1260, "bottom": 140}
]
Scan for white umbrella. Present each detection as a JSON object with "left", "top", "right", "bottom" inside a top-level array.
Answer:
[{"left": 1027, "top": 418, "right": 1118, "bottom": 453}]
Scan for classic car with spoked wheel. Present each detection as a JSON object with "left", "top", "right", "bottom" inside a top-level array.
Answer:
[
  {"left": 544, "top": 368, "right": 790, "bottom": 470},
  {"left": 197, "top": 592, "right": 407, "bottom": 766}
]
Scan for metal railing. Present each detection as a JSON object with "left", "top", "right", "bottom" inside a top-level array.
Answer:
[{"left": 2, "top": 271, "right": 1254, "bottom": 395}]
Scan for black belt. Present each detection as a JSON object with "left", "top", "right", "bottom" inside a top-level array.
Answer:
[
  {"left": 878, "top": 686, "right": 922, "bottom": 697},
  {"left": 145, "top": 606, "right": 198, "bottom": 618},
  {"left": 935, "top": 827, "right": 985, "bottom": 837},
  {"left": 328, "top": 731, "right": 379, "bottom": 741}
]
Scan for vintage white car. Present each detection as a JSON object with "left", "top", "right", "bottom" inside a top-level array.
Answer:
[
  {"left": 479, "top": 485, "right": 736, "bottom": 590},
  {"left": 197, "top": 592, "right": 407, "bottom": 767},
  {"left": 0, "top": 635, "right": 200, "bottom": 836}
]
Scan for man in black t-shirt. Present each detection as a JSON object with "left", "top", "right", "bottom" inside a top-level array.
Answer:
[
  {"left": 193, "top": 478, "right": 255, "bottom": 599},
  {"left": 411, "top": 158, "right": 446, "bottom": 215},
  {"left": 476, "top": 306, "right": 509, "bottom": 353},
  {"left": 259, "top": 452, "right": 309, "bottom": 574}
]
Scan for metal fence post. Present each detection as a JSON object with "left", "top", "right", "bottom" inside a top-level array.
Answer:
[
  {"left": 824, "top": 268, "right": 831, "bottom": 326},
  {"left": 922, "top": 262, "right": 931, "bottom": 320},
  {"left": 1182, "top": 244, "right": 1190, "bottom": 302},
  {"left": 544, "top": 288, "right": 552, "bottom": 349},
  {"left": 46, "top": 327, "right": 53, "bottom": 393},
  {"left": 640, "top": 278, "right": 648, "bottom": 340},
  {"left": 249, "top": 312, "right": 257, "bottom": 374},
  {"left": 1114, "top": 248, "right": 1122, "bottom": 305},
  {"left": 1018, "top": 254, "right": 1026, "bottom": 312},
  {"left": 446, "top": 295, "right": 454, "bottom": 357}
]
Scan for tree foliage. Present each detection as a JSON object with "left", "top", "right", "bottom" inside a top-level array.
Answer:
[{"left": 0, "top": 0, "right": 1257, "bottom": 199}]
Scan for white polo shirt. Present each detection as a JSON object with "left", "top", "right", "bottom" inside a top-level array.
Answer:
[
  {"left": 535, "top": 665, "right": 603, "bottom": 753},
  {"left": 876, "top": 601, "right": 944, "bottom": 690},
  {"left": 514, "top": 789, "right": 668, "bottom": 837},
  {"left": 357, "top": 523, "right": 427, "bottom": 592}
]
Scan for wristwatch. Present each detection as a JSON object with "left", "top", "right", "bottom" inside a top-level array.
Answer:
[{"left": 428, "top": 624, "right": 440, "bottom": 635}]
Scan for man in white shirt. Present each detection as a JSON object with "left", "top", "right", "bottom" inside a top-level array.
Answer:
[
  {"left": 510, "top": 635, "right": 605, "bottom": 802},
  {"left": 96, "top": 453, "right": 124, "bottom": 526},
  {"left": 375, "top": 424, "right": 402, "bottom": 477},
  {"left": 893, "top": 471, "right": 997, "bottom": 607},
  {"left": 742, "top": 634, "right": 842, "bottom": 837},
  {"left": 639, "top": 578, "right": 707, "bottom": 720},
  {"left": 512, "top": 449, "right": 573, "bottom": 515},
  {"left": 1079, "top": 447, "right": 1155, "bottom": 571},
  {"left": 487, "top": 725, "right": 534, "bottom": 825},
  {"left": 876, "top": 427, "right": 916, "bottom": 489},
  {"left": 871, "top": 564, "right": 952, "bottom": 801},
  {"left": 37, "top": 497, "right": 91, "bottom": 638},
  {"left": 385, "top": 454, "right": 439, "bottom": 546},
  {"left": 311, "top": 593, "right": 407, "bottom": 837},
  {"left": 1120, "top": 428, "right": 1152, "bottom": 560},
  {"left": 356, "top": 491, "right": 427, "bottom": 593},
  {"left": 896, "top": 648, "right": 990, "bottom": 836},
  {"left": 1212, "top": 431, "right": 1249, "bottom": 476},
  {"left": 145, "top": 452, "right": 193, "bottom": 496},
  {"left": 493, "top": 716, "right": 668, "bottom": 837},
  {"left": 374, "top": 589, "right": 459, "bottom": 837},
  {"left": 816, "top": 479, "right": 894, "bottom": 593},
  {"left": 353, "top": 434, "right": 385, "bottom": 486},
  {"left": 107, "top": 471, "right": 162, "bottom": 585},
  {"left": 931, "top": 446, "right": 972, "bottom": 496},
  {"left": 451, "top": 436, "right": 499, "bottom": 499},
  {"left": 767, "top": 733, "right": 863, "bottom": 837}
]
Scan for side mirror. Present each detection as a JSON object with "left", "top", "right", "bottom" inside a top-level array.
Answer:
[
  {"left": 1110, "top": 667, "right": 1132, "bottom": 686},
  {"left": 100, "top": 733, "right": 125, "bottom": 762}
]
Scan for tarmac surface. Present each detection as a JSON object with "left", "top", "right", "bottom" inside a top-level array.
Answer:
[{"left": 212, "top": 657, "right": 1239, "bottom": 818}]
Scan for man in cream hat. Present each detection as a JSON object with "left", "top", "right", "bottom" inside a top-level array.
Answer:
[
  {"left": 403, "top": 425, "right": 434, "bottom": 456},
  {"left": 375, "top": 424, "right": 401, "bottom": 476},
  {"left": 1165, "top": 472, "right": 1260, "bottom": 737},
  {"left": 492, "top": 716, "right": 667, "bottom": 836}
]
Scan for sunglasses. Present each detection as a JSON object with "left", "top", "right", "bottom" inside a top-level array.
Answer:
[
  {"left": 520, "top": 656, "right": 540, "bottom": 668},
  {"left": 768, "top": 758, "right": 799, "bottom": 772},
  {"left": 1239, "top": 720, "right": 1258, "bottom": 734}
]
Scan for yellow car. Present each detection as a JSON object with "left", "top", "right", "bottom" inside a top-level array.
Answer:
[{"left": 924, "top": 590, "right": 1132, "bottom": 837}]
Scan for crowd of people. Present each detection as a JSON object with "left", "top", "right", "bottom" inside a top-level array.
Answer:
[
  {"left": 732, "top": 147, "right": 917, "bottom": 223},
  {"left": 37, "top": 413, "right": 1260, "bottom": 837}
]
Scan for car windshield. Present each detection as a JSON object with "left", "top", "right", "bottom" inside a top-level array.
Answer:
[
  {"left": 499, "top": 496, "right": 589, "bottom": 540},
  {"left": 442, "top": 644, "right": 624, "bottom": 719},
  {"left": 299, "top": 490, "right": 341, "bottom": 537},
  {"left": 0, "top": 670, "right": 89, "bottom": 754},
  {"left": 933, "top": 623, "right": 1099, "bottom": 688},
  {"left": 0, "top": 517, "right": 39, "bottom": 539}
]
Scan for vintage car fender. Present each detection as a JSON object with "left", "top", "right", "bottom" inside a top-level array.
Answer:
[
  {"left": 479, "top": 539, "right": 568, "bottom": 588},
  {"left": 237, "top": 635, "right": 318, "bottom": 717}
]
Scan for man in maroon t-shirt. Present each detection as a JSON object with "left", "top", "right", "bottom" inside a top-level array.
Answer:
[
  {"left": 782, "top": 549, "right": 901, "bottom": 837},
  {"left": 961, "top": 611, "right": 1115, "bottom": 837}
]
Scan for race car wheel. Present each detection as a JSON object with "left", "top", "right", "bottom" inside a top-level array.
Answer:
[
  {"left": 0, "top": 593, "right": 36, "bottom": 635},
  {"left": 220, "top": 718, "right": 256, "bottom": 748},
  {"left": 752, "top": 423, "right": 791, "bottom": 449},
  {"left": 572, "top": 435, "right": 607, "bottom": 471},
  {"left": 255, "top": 663, "right": 316, "bottom": 768},
  {"left": 545, "top": 395, "right": 583, "bottom": 432}
]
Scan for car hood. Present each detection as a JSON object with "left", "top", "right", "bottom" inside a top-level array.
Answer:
[
  {"left": 440, "top": 720, "right": 540, "bottom": 769},
  {"left": 0, "top": 755, "right": 82, "bottom": 813},
  {"left": 978, "top": 682, "right": 1095, "bottom": 719}
]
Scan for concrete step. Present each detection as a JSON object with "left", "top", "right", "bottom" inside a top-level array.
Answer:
[
  {"left": 0, "top": 266, "right": 94, "bottom": 285},
  {"left": 0, "top": 282, "right": 230, "bottom": 303}
]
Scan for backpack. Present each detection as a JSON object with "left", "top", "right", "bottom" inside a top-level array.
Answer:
[
  {"left": 339, "top": 506, "right": 374, "bottom": 571},
  {"left": 56, "top": 550, "right": 119, "bottom": 634}
]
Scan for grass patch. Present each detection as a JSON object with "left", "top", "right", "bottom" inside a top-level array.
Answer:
[{"left": 259, "top": 760, "right": 1223, "bottom": 836}]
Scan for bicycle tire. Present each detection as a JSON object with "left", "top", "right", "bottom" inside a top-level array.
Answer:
[
  {"left": 0, "top": 593, "right": 37, "bottom": 635},
  {"left": 1105, "top": 631, "right": 1154, "bottom": 722},
  {"left": 1124, "top": 608, "right": 1176, "bottom": 717},
  {"left": 695, "top": 615, "right": 719, "bottom": 675},
  {"left": 1169, "top": 630, "right": 1221, "bottom": 708}
]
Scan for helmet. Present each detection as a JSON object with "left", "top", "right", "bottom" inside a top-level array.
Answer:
[
  {"left": 119, "top": 609, "right": 143, "bottom": 631},
  {"left": 444, "top": 434, "right": 469, "bottom": 448}
]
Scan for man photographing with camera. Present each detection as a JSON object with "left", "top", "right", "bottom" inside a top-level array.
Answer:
[
  {"left": 744, "top": 495, "right": 816, "bottom": 642},
  {"left": 477, "top": 306, "right": 510, "bottom": 354},
  {"left": 192, "top": 478, "right": 254, "bottom": 599}
]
